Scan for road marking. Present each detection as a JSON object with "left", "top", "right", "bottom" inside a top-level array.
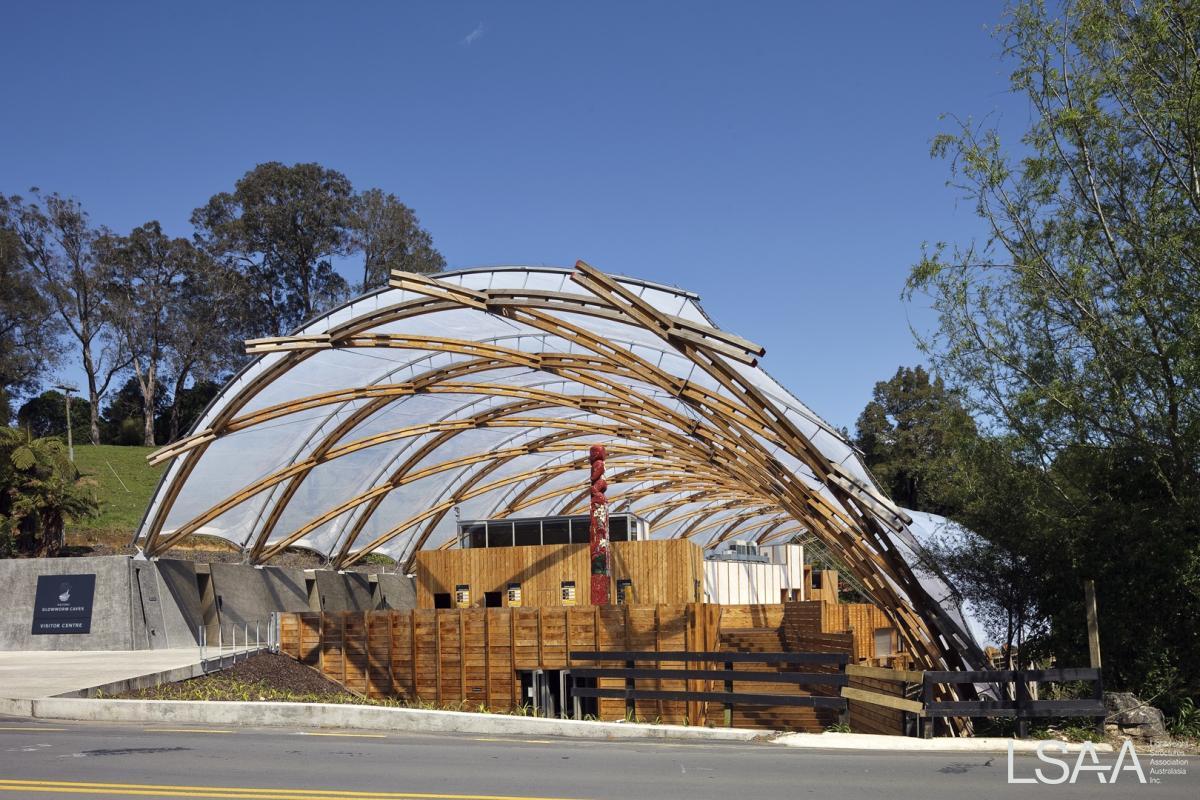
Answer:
[
  {"left": 297, "top": 732, "right": 388, "bottom": 738},
  {"left": 472, "top": 738, "right": 557, "bottom": 744},
  {"left": 144, "top": 728, "right": 236, "bottom": 734},
  {"left": 0, "top": 780, "right": 585, "bottom": 800},
  {"left": 0, "top": 726, "right": 67, "bottom": 732}
]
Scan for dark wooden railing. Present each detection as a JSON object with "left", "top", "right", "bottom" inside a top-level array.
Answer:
[
  {"left": 568, "top": 650, "right": 848, "bottom": 726},
  {"left": 920, "top": 667, "right": 1105, "bottom": 738}
]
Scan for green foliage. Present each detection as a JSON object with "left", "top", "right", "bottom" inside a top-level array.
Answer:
[
  {"left": 0, "top": 216, "right": 61, "bottom": 412},
  {"left": 854, "top": 365, "right": 976, "bottom": 513},
  {"left": 192, "top": 162, "right": 445, "bottom": 336},
  {"left": 825, "top": 722, "right": 852, "bottom": 733},
  {"left": 0, "top": 427, "right": 99, "bottom": 557},
  {"left": 191, "top": 162, "right": 355, "bottom": 337},
  {"left": 350, "top": 188, "right": 445, "bottom": 290},
  {"left": 1168, "top": 697, "right": 1200, "bottom": 739},
  {"left": 907, "top": 0, "right": 1200, "bottom": 705},
  {"left": 16, "top": 390, "right": 92, "bottom": 443}
]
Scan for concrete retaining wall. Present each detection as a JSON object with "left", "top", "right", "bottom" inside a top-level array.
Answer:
[
  {"left": 313, "top": 570, "right": 373, "bottom": 611},
  {"left": 0, "top": 556, "right": 136, "bottom": 651},
  {"left": 374, "top": 573, "right": 416, "bottom": 609},
  {"left": 208, "top": 564, "right": 311, "bottom": 629},
  {"left": 0, "top": 556, "right": 203, "bottom": 652},
  {"left": 156, "top": 559, "right": 205, "bottom": 637}
]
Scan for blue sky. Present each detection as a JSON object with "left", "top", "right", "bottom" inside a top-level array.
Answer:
[{"left": 3, "top": 1, "right": 1028, "bottom": 431}]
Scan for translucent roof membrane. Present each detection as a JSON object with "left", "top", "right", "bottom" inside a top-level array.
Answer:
[{"left": 136, "top": 264, "right": 984, "bottom": 669}]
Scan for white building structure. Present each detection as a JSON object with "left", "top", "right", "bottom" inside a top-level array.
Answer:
[{"left": 703, "top": 542, "right": 805, "bottom": 605}]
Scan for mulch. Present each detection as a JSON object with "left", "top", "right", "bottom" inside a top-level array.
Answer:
[
  {"left": 204, "top": 652, "right": 350, "bottom": 694},
  {"left": 119, "top": 652, "right": 353, "bottom": 699}
]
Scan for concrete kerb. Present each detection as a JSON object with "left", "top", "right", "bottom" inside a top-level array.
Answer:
[
  {"left": 17, "top": 698, "right": 771, "bottom": 741},
  {"left": 774, "top": 731, "right": 1114, "bottom": 753},
  {"left": 0, "top": 696, "right": 1119, "bottom": 752},
  {"left": 0, "top": 696, "right": 1115, "bottom": 752}
]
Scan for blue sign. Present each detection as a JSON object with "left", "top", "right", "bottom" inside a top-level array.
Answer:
[{"left": 31, "top": 574, "right": 96, "bottom": 634}]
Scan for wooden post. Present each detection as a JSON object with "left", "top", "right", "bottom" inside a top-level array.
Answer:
[
  {"left": 1084, "top": 579, "right": 1102, "bottom": 669},
  {"left": 625, "top": 658, "right": 636, "bottom": 721},
  {"left": 724, "top": 659, "right": 734, "bottom": 728},
  {"left": 920, "top": 676, "right": 933, "bottom": 738},
  {"left": 1015, "top": 674, "right": 1030, "bottom": 740}
]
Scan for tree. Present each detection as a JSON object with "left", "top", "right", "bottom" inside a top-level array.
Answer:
[
  {"left": 102, "top": 376, "right": 167, "bottom": 445},
  {"left": 96, "top": 222, "right": 195, "bottom": 446},
  {"left": 0, "top": 212, "right": 62, "bottom": 420},
  {"left": 854, "top": 365, "right": 976, "bottom": 513},
  {"left": 0, "top": 427, "right": 98, "bottom": 557},
  {"left": 16, "top": 390, "right": 92, "bottom": 443},
  {"left": 161, "top": 256, "right": 250, "bottom": 443},
  {"left": 192, "top": 162, "right": 354, "bottom": 336},
  {"left": 908, "top": 0, "right": 1200, "bottom": 702},
  {"left": 349, "top": 188, "right": 445, "bottom": 290},
  {"left": 921, "top": 528, "right": 1046, "bottom": 670},
  {"left": 162, "top": 380, "right": 222, "bottom": 443},
  {"left": 4, "top": 190, "right": 127, "bottom": 444}
]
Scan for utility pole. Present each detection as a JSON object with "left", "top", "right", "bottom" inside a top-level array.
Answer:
[{"left": 54, "top": 384, "right": 79, "bottom": 462}]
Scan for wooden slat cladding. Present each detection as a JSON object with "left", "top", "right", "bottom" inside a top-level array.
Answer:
[
  {"left": 414, "top": 540, "right": 704, "bottom": 609},
  {"left": 275, "top": 601, "right": 907, "bottom": 730},
  {"left": 278, "top": 603, "right": 717, "bottom": 724},
  {"left": 845, "top": 669, "right": 913, "bottom": 735}
]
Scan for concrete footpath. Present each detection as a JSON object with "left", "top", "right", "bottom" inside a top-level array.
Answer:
[{"left": 0, "top": 646, "right": 262, "bottom": 700}]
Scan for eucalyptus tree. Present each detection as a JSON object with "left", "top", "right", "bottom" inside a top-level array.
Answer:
[
  {"left": 192, "top": 162, "right": 354, "bottom": 336},
  {"left": 349, "top": 188, "right": 445, "bottom": 290},
  {"left": 0, "top": 214, "right": 61, "bottom": 422},
  {"left": 4, "top": 191, "right": 126, "bottom": 444}
]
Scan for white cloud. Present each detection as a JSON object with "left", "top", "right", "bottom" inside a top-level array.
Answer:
[{"left": 461, "top": 22, "right": 485, "bottom": 46}]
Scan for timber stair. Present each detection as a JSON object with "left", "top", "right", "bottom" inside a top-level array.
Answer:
[{"left": 707, "top": 627, "right": 839, "bottom": 732}]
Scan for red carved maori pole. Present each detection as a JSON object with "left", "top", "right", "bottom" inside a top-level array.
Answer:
[{"left": 588, "top": 444, "right": 611, "bottom": 604}]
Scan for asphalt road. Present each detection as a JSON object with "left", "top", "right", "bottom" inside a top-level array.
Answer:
[{"left": 0, "top": 716, "right": 1195, "bottom": 799}]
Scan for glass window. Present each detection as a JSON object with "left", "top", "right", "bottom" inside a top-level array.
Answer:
[
  {"left": 487, "top": 522, "right": 513, "bottom": 548},
  {"left": 609, "top": 515, "right": 628, "bottom": 542},
  {"left": 514, "top": 521, "right": 541, "bottom": 546},
  {"left": 616, "top": 579, "right": 633, "bottom": 605},
  {"left": 569, "top": 518, "right": 590, "bottom": 544},
  {"left": 464, "top": 524, "right": 486, "bottom": 549},
  {"left": 541, "top": 519, "right": 570, "bottom": 545}
]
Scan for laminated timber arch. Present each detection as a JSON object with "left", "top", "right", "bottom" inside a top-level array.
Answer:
[{"left": 135, "top": 262, "right": 983, "bottom": 672}]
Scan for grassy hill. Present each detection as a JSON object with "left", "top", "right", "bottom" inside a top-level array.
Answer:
[{"left": 72, "top": 444, "right": 163, "bottom": 538}]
